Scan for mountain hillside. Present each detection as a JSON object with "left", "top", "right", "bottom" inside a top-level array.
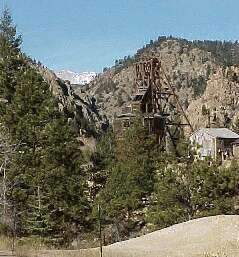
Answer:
[
  {"left": 187, "top": 66, "right": 239, "bottom": 129},
  {"left": 28, "top": 60, "right": 108, "bottom": 149},
  {"left": 87, "top": 37, "right": 239, "bottom": 130}
]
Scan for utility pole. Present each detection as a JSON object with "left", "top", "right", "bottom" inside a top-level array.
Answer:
[{"left": 98, "top": 204, "right": 103, "bottom": 257}]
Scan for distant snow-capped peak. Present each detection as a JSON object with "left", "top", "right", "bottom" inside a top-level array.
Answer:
[{"left": 55, "top": 70, "right": 96, "bottom": 85}]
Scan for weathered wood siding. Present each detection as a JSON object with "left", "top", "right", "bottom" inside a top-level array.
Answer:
[{"left": 190, "top": 130, "right": 216, "bottom": 158}]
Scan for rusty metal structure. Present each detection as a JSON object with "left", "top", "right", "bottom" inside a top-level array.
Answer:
[{"left": 113, "top": 58, "right": 193, "bottom": 151}]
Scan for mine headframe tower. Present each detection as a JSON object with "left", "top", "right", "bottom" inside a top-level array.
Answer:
[{"left": 113, "top": 58, "right": 193, "bottom": 151}]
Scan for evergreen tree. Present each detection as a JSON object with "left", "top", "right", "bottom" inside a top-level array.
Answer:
[
  {"left": 148, "top": 160, "right": 239, "bottom": 230},
  {"left": 96, "top": 117, "right": 158, "bottom": 221},
  {"left": 40, "top": 116, "right": 89, "bottom": 242},
  {"left": 3, "top": 67, "right": 89, "bottom": 241},
  {"left": 0, "top": 10, "right": 90, "bottom": 241},
  {"left": 25, "top": 186, "right": 51, "bottom": 237},
  {"left": 89, "top": 129, "right": 116, "bottom": 200},
  {"left": 0, "top": 8, "right": 23, "bottom": 105}
]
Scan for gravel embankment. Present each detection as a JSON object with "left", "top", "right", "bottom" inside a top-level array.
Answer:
[{"left": 105, "top": 215, "right": 239, "bottom": 257}]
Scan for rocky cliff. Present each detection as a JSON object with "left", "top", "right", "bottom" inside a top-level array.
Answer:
[
  {"left": 29, "top": 60, "right": 108, "bottom": 150},
  {"left": 29, "top": 37, "right": 239, "bottom": 138},
  {"left": 87, "top": 39, "right": 218, "bottom": 120},
  {"left": 187, "top": 66, "right": 239, "bottom": 130},
  {"left": 86, "top": 38, "right": 239, "bottom": 131}
]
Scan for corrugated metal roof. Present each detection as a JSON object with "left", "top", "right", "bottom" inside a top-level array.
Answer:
[{"left": 197, "top": 128, "right": 239, "bottom": 139}]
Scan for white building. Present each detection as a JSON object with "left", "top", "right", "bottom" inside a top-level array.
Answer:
[{"left": 190, "top": 128, "right": 239, "bottom": 160}]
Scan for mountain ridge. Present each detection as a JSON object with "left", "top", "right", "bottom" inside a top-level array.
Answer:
[
  {"left": 26, "top": 58, "right": 109, "bottom": 151},
  {"left": 87, "top": 37, "right": 239, "bottom": 131},
  {"left": 55, "top": 70, "right": 96, "bottom": 85}
]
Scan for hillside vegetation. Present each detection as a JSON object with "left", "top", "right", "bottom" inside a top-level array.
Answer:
[
  {"left": 0, "top": 9, "right": 98, "bottom": 245},
  {"left": 1, "top": 9, "right": 239, "bottom": 252},
  {"left": 87, "top": 36, "right": 239, "bottom": 131}
]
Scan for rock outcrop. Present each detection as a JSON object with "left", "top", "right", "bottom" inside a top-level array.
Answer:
[
  {"left": 187, "top": 66, "right": 239, "bottom": 129},
  {"left": 87, "top": 39, "right": 219, "bottom": 122},
  {"left": 29, "top": 38, "right": 239, "bottom": 139},
  {"left": 29, "top": 61, "right": 109, "bottom": 149},
  {"left": 87, "top": 38, "right": 239, "bottom": 132}
]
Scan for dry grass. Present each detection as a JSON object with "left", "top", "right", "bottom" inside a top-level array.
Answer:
[
  {"left": 2, "top": 215, "right": 239, "bottom": 257},
  {"left": 0, "top": 235, "right": 137, "bottom": 257},
  {"left": 0, "top": 236, "right": 12, "bottom": 250},
  {"left": 15, "top": 248, "right": 137, "bottom": 257},
  {"left": 0, "top": 236, "right": 50, "bottom": 257},
  {"left": 0, "top": 236, "right": 135, "bottom": 257}
]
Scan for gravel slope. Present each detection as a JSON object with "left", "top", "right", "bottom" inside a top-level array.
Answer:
[
  {"left": 105, "top": 215, "right": 239, "bottom": 257},
  {"left": 35, "top": 215, "right": 239, "bottom": 257}
]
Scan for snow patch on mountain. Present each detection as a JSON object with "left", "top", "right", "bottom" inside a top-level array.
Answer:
[{"left": 55, "top": 70, "right": 96, "bottom": 85}]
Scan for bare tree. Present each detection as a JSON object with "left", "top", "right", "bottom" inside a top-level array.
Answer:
[{"left": 0, "top": 124, "right": 21, "bottom": 252}]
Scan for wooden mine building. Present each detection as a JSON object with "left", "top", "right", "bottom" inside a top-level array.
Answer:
[{"left": 113, "top": 58, "right": 193, "bottom": 151}]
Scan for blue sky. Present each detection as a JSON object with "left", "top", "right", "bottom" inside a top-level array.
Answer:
[{"left": 4, "top": 0, "right": 239, "bottom": 72}]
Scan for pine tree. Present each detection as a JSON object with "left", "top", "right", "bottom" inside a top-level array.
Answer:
[
  {"left": 4, "top": 67, "right": 89, "bottom": 241},
  {"left": 40, "top": 116, "right": 89, "bottom": 242},
  {"left": 25, "top": 186, "right": 51, "bottom": 237},
  {"left": 89, "top": 129, "right": 116, "bottom": 199},
  {"left": 148, "top": 160, "right": 239, "bottom": 230},
  {"left": 0, "top": 8, "right": 23, "bottom": 105},
  {"left": 0, "top": 9, "right": 90, "bottom": 243},
  {"left": 96, "top": 117, "right": 158, "bottom": 221}
]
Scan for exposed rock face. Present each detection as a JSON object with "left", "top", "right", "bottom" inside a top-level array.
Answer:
[
  {"left": 30, "top": 38, "right": 239, "bottom": 137},
  {"left": 87, "top": 39, "right": 219, "bottom": 121},
  {"left": 187, "top": 66, "right": 239, "bottom": 129},
  {"left": 88, "top": 66, "right": 135, "bottom": 121},
  {"left": 30, "top": 62, "right": 108, "bottom": 148},
  {"left": 86, "top": 38, "right": 239, "bottom": 132}
]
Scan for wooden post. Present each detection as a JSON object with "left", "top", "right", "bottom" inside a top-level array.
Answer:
[
  {"left": 37, "top": 186, "right": 41, "bottom": 210},
  {"left": 11, "top": 205, "right": 16, "bottom": 255},
  {"left": 208, "top": 113, "right": 211, "bottom": 128},
  {"left": 98, "top": 204, "right": 103, "bottom": 257},
  {"left": 3, "top": 159, "right": 6, "bottom": 222}
]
